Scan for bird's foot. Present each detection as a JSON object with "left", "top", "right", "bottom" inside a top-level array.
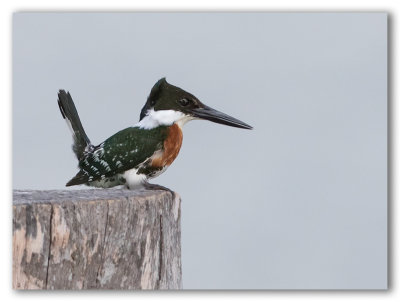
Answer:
[{"left": 142, "top": 182, "right": 175, "bottom": 198}]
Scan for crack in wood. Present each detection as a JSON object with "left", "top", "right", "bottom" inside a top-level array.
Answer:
[
  {"left": 96, "top": 200, "right": 110, "bottom": 287},
  {"left": 45, "top": 205, "right": 54, "bottom": 289},
  {"left": 158, "top": 214, "right": 163, "bottom": 289}
]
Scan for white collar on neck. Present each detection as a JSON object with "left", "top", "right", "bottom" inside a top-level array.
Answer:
[{"left": 135, "top": 108, "right": 193, "bottom": 129}]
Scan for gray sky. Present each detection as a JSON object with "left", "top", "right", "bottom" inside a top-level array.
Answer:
[{"left": 13, "top": 12, "right": 387, "bottom": 289}]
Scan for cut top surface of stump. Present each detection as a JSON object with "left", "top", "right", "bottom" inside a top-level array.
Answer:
[{"left": 13, "top": 188, "right": 174, "bottom": 206}]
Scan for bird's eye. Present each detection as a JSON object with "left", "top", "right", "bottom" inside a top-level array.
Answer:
[{"left": 179, "top": 98, "right": 191, "bottom": 106}]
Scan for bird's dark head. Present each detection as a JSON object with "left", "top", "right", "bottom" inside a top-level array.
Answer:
[{"left": 139, "top": 78, "right": 252, "bottom": 130}]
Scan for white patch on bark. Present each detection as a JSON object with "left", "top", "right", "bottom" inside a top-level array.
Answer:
[
  {"left": 140, "top": 231, "right": 157, "bottom": 289},
  {"left": 173, "top": 193, "right": 181, "bottom": 222},
  {"left": 99, "top": 261, "right": 116, "bottom": 286},
  {"left": 52, "top": 207, "right": 71, "bottom": 264}
]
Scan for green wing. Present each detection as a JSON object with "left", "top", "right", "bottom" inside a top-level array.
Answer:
[{"left": 67, "top": 126, "right": 168, "bottom": 186}]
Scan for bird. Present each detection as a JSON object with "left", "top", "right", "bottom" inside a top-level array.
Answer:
[{"left": 58, "top": 78, "right": 252, "bottom": 189}]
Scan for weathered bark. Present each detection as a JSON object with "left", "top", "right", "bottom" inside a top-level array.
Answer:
[{"left": 12, "top": 189, "right": 181, "bottom": 290}]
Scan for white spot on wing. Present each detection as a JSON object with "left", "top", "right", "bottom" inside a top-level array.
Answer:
[
  {"left": 100, "top": 160, "right": 112, "bottom": 172},
  {"left": 94, "top": 148, "right": 104, "bottom": 157}
]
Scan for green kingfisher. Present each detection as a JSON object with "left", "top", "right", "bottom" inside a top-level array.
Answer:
[{"left": 58, "top": 78, "right": 252, "bottom": 189}]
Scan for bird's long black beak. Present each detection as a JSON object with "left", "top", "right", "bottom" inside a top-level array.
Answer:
[{"left": 190, "top": 105, "right": 252, "bottom": 130}]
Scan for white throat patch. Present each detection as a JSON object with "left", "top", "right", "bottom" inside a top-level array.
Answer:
[{"left": 136, "top": 108, "right": 193, "bottom": 129}]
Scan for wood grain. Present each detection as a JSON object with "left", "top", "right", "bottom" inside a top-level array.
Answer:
[{"left": 13, "top": 189, "right": 181, "bottom": 290}]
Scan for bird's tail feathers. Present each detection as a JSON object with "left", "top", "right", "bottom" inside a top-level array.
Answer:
[
  {"left": 66, "top": 170, "right": 89, "bottom": 186},
  {"left": 58, "top": 90, "right": 92, "bottom": 160}
]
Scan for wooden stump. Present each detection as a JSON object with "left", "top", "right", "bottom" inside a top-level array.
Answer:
[{"left": 12, "top": 189, "right": 182, "bottom": 290}]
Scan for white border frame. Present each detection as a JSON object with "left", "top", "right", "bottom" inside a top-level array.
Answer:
[{"left": 2, "top": 1, "right": 395, "bottom": 301}]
